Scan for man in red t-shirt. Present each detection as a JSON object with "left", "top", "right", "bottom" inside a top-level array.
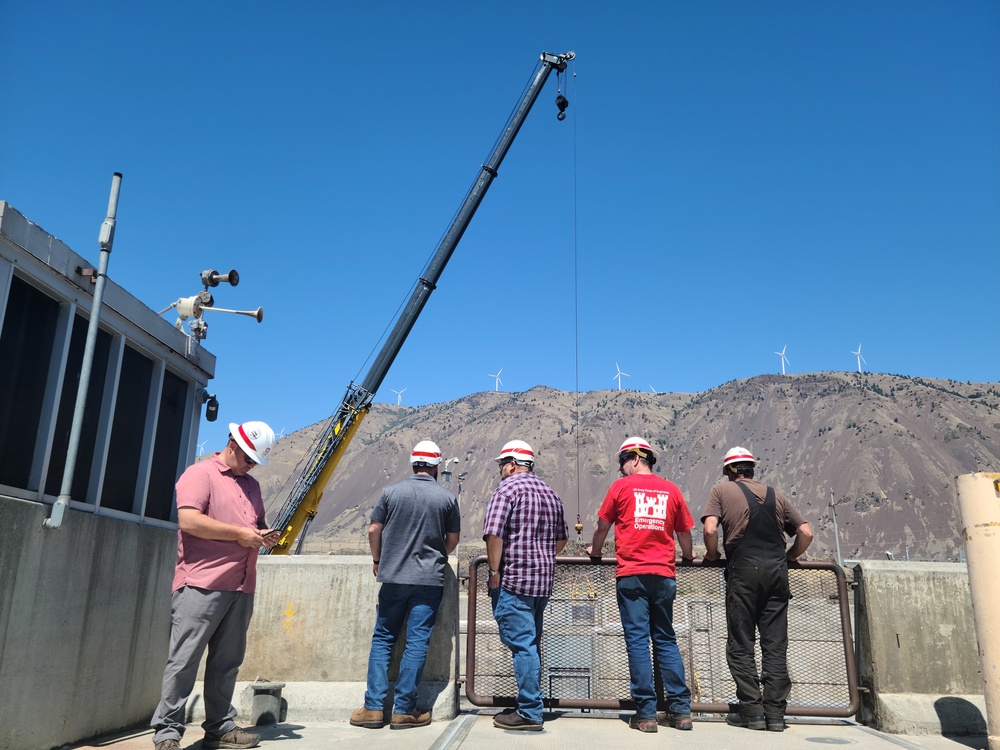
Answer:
[{"left": 587, "top": 437, "right": 695, "bottom": 734}]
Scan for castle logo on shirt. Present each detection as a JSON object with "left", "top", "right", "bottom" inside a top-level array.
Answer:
[{"left": 633, "top": 489, "right": 669, "bottom": 530}]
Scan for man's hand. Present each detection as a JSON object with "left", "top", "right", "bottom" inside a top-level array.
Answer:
[
  {"left": 261, "top": 529, "right": 280, "bottom": 549},
  {"left": 236, "top": 526, "right": 266, "bottom": 548},
  {"left": 585, "top": 544, "right": 602, "bottom": 561},
  {"left": 703, "top": 550, "right": 721, "bottom": 563},
  {"left": 678, "top": 556, "right": 695, "bottom": 567}
]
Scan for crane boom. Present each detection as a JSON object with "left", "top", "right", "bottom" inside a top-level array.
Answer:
[{"left": 267, "top": 51, "right": 575, "bottom": 554}]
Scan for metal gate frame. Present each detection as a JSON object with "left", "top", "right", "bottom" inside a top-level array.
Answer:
[{"left": 465, "top": 555, "right": 859, "bottom": 717}]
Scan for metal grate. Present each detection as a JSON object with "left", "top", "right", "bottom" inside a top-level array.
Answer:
[{"left": 465, "top": 556, "right": 858, "bottom": 717}]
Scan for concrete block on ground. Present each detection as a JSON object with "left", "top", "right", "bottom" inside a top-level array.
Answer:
[{"left": 874, "top": 693, "right": 987, "bottom": 736}]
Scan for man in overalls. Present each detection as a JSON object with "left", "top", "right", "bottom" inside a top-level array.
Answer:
[{"left": 701, "top": 446, "right": 813, "bottom": 732}]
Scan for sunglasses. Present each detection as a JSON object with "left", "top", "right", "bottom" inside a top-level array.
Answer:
[{"left": 232, "top": 440, "right": 258, "bottom": 466}]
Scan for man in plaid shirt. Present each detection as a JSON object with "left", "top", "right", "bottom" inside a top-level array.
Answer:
[{"left": 483, "top": 439, "right": 568, "bottom": 731}]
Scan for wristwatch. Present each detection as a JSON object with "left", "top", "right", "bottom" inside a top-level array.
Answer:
[{"left": 488, "top": 569, "right": 499, "bottom": 576}]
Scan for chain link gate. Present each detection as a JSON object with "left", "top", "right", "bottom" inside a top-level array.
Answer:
[{"left": 465, "top": 556, "right": 859, "bottom": 717}]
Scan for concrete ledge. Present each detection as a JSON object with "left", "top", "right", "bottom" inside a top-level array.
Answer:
[
  {"left": 187, "top": 681, "right": 457, "bottom": 724},
  {"left": 874, "top": 693, "right": 987, "bottom": 736}
]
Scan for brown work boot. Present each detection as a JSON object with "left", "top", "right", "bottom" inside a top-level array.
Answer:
[
  {"left": 493, "top": 711, "right": 543, "bottom": 731},
  {"left": 153, "top": 740, "right": 180, "bottom": 750},
  {"left": 202, "top": 725, "right": 260, "bottom": 749},
  {"left": 349, "top": 707, "right": 385, "bottom": 729},
  {"left": 389, "top": 710, "right": 431, "bottom": 729},
  {"left": 657, "top": 711, "right": 693, "bottom": 730}
]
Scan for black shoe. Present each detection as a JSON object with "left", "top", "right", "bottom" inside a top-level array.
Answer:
[
  {"left": 766, "top": 717, "right": 786, "bottom": 732},
  {"left": 726, "top": 712, "right": 766, "bottom": 731},
  {"left": 628, "top": 714, "right": 657, "bottom": 733}
]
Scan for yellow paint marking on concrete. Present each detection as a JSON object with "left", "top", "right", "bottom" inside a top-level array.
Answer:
[{"left": 282, "top": 602, "right": 298, "bottom": 633}]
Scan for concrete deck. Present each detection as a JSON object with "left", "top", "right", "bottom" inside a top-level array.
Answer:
[{"left": 67, "top": 712, "right": 988, "bottom": 750}]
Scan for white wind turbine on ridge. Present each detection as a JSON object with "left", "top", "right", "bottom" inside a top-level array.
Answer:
[
  {"left": 488, "top": 368, "right": 503, "bottom": 391},
  {"left": 390, "top": 388, "right": 406, "bottom": 406},
  {"left": 613, "top": 362, "right": 630, "bottom": 391},
  {"left": 775, "top": 345, "right": 790, "bottom": 375},
  {"left": 196, "top": 440, "right": 207, "bottom": 456},
  {"left": 852, "top": 344, "right": 867, "bottom": 373}
]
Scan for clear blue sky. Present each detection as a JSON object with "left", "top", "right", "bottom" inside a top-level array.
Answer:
[{"left": 2, "top": 2, "right": 997, "bottom": 452}]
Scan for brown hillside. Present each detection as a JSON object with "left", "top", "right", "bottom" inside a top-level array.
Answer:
[{"left": 255, "top": 373, "right": 1000, "bottom": 562}]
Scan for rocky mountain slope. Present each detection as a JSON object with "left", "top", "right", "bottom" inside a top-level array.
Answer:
[{"left": 255, "top": 373, "right": 1000, "bottom": 561}]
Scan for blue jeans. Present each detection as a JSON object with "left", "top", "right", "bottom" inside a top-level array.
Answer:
[
  {"left": 490, "top": 587, "right": 547, "bottom": 724},
  {"left": 616, "top": 575, "right": 691, "bottom": 717},
  {"left": 364, "top": 583, "right": 444, "bottom": 714}
]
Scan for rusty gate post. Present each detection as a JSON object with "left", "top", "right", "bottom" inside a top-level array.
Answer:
[{"left": 956, "top": 472, "right": 1000, "bottom": 750}]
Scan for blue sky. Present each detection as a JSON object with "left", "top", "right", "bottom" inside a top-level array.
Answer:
[{"left": 2, "top": 1, "right": 998, "bottom": 452}]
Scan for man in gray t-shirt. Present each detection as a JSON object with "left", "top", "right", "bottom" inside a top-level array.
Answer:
[{"left": 350, "top": 440, "right": 461, "bottom": 731}]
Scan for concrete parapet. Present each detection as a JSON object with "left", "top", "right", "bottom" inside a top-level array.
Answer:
[
  {"left": 0, "top": 496, "right": 175, "bottom": 750},
  {"left": 233, "top": 556, "right": 460, "bottom": 721},
  {"left": 854, "top": 561, "right": 986, "bottom": 734}
]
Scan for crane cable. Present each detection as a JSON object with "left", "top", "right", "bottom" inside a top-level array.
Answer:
[{"left": 564, "top": 60, "right": 585, "bottom": 541}]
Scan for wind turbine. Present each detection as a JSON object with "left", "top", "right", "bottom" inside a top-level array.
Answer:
[
  {"left": 488, "top": 368, "right": 503, "bottom": 391},
  {"left": 277, "top": 427, "right": 285, "bottom": 439},
  {"left": 613, "top": 362, "right": 630, "bottom": 391},
  {"left": 196, "top": 440, "right": 207, "bottom": 456},
  {"left": 851, "top": 344, "right": 867, "bottom": 373},
  {"left": 649, "top": 385, "right": 660, "bottom": 394},
  {"left": 390, "top": 387, "right": 406, "bottom": 405},
  {"left": 775, "top": 345, "right": 790, "bottom": 375}
]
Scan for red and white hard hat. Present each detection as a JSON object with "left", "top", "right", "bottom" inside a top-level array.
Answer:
[
  {"left": 723, "top": 446, "right": 757, "bottom": 469},
  {"left": 618, "top": 436, "right": 659, "bottom": 463},
  {"left": 229, "top": 421, "right": 275, "bottom": 465},
  {"left": 410, "top": 440, "right": 443, "bottom": 466},
  {"left": 495, "top": 439, "right": 535, "bottom": 466}
]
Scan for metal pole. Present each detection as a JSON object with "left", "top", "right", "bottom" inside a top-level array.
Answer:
[
  {"left": 43, "top": 172, "right": 122, "bottom": 529},
  {"left": 955, "top": 472, "right": 1000, "bottom": 750},
  {"left": 830, "top": 490, "right": 843, "bottom": 567}
]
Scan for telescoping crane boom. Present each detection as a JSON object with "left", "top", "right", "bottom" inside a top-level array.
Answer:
[{"left": 266, "top": 51, "right": 575, "bottom": 554}]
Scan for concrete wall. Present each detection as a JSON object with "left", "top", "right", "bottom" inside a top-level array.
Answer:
[
  {"left": 0, "top": 500, "right": 459, "bottom": 749},
  {"left": 2, "top": 499, "right": 987, "bottom": 748},
  {"left": 0, "top": 497, "right": 176, "bottom": 750},
  {"left": 855, "top": 561, "right": 987, "bottom": 735},
  {"left": 195, "top": 557, "right": 461, "bottom": 724}
]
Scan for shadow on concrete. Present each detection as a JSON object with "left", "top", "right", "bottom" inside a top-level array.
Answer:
[{"left": 932, "top": 696, "right": 986, "bottom": 737}]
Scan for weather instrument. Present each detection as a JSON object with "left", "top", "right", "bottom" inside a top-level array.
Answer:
[{"left": 158, "top": 268, "right": 263, "bottom": 345}]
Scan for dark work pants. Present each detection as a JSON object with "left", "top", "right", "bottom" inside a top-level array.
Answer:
[{"left": 725, "top": 565, "right": 791, "bottom": 719}]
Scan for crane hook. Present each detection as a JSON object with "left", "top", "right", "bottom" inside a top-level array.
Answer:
[{"left": 556, "top": 93, "right": 569, "bottom": 121}]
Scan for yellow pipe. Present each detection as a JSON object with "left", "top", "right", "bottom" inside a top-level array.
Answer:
[
  {"left": 956, "top": 471, "right": 1000, "bottom": 750},
  {"left": 270, "top": 406, "right": 370, "bottom": 555}
]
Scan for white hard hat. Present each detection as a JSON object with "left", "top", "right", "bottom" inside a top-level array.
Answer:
[
  {"left": 495, "top": 439, "right": 535, "bottom": 466},
  {"left": 618, "top": 436, "right": 659, "bottom": 463},
  {"left": 229, "top": 421, "right": 275, "bottom": 465},
  {"left": 410, "top": 440, "right": 443, "bottom": 466},
  {"left": 723, "top": 446, "right": 757, "bottom": 469}
]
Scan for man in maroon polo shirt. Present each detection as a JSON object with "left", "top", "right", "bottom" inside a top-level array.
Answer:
[{"left": 151, "top": 421, "right": 277, "bottom": 750}]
